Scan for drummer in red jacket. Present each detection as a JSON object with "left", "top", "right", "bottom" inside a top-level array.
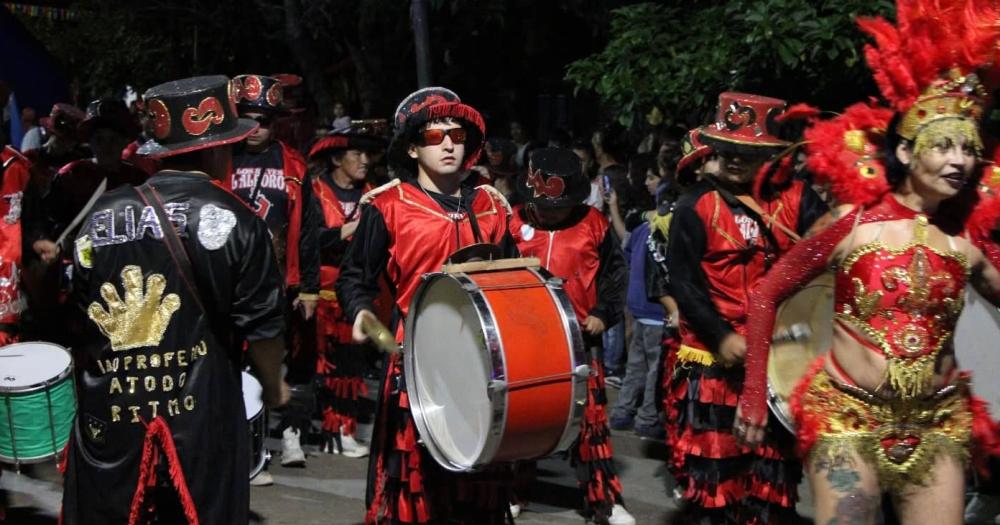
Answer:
[
  {"left": 508, "top": 147, "right": 633, "bottom": 525},
  {"left": 336, "top": 87, "right": 518, "bottom": 524}
]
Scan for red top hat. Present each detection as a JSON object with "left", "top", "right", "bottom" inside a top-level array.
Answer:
[
  {"left": 700, "top": 92, "right": 790, "bottom": 154},
  {"left": 676, "top": 128, "right": 713, "bottom": 178}
]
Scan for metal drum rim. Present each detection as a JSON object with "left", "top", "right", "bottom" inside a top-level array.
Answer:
[
  {"left": 0, "top": 343, "right": 74, "bottom": 394},
  {"left": 404, "top": 272, "right": 506, "bottom": 472},
  {"left": 526, "top": 267, "right": 587, "bottom": 454}
]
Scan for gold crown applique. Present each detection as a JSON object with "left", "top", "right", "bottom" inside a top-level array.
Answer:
[{"left": 88, "top": 265, "right": 181, "bottom": 351}]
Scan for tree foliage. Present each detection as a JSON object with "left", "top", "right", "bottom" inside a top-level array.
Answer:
[{"left": 566, "top": 0, "right": 895, "bottom": 128}]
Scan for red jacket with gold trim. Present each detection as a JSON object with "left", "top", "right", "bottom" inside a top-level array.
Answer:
[
  {"left": 336, "top": 180, "right": 517, "bottom": 325},
  {"left": 665, "top": 179, "right": 827, "bottom": 353}
]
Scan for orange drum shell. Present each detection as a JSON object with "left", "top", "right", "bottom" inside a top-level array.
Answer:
[{"left": 466, "top": 269, "right": 575, "bottom": 462}]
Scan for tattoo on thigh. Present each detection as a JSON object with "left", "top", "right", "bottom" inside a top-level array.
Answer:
[
  {"left": 814, "top": 447, "right": 861, "bottom": 493},
  {"left": 825, "top": 491, "right": 878, "bottom": 525}
]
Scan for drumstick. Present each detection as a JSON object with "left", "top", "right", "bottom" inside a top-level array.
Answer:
[{"left": 361, "top": 316, "right": 399, "bottom": 354}]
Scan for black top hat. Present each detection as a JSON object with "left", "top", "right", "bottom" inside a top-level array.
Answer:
[
  {"left": 78, "top": 98, "right": 140, "bottom": 141},
  {"left": 136, "top": 75, "right": 258, "bottom": 158},
  {"left": 517, "top": 147, "right": 590, "bottom": 208},
  {"left": 232, "top": 74, "right": 284, "bottom": 115},
  {"left": 387, "top": 86, "right": 485, "bottom": 170}
]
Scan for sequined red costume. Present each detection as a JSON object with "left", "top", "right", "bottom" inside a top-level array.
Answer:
[
  {"left": 337, "top": 179, "right": 518, "bottom": 524},
  {"left": 665, "top": 178, "right": 826, "bottom": 523},
  {"left": 509, "top": 204, "right": 628, "bottom": 517},
  {"left": 741, "top": 194, "right": 1000, "bottom": 490}
]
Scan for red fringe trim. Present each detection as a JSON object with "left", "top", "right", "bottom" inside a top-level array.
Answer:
[
  {"left": 682, "top": 477, "right": 745, "bottom": 508},
  {"left": 746, "top": 476, "right": 796, "bottom": 507},
  {"left": 576, "top": 358, "right": 625, "bottom": 506},
  {"left": 127, "top": 417, "right": 199, "bottom": 525},
  {"left": 673, "top": 429, "right": 746, "bottom": 459},
  {"left": 366, "top": 355, "right": 432, "bottom": 524},
  {"left": 789, "top": 356, "right": 826, "bottom": 458},
  {"left": 696, "top": 377, "right": 741, "bottom": 406},
  {"left": 969, "top": 394, "right": 1000, "bottom": 478}
]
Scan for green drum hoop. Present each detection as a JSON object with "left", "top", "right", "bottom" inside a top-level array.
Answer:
[{"left": 0, "top": 342, "right": 77, "bottom": 465}]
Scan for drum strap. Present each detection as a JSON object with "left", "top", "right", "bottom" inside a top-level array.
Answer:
[
  {"left": 704, "top": 176, "right": 782, "bottom": 268},
  {"left": 135, "top": 184, "right": 207, "bottom": 314}
]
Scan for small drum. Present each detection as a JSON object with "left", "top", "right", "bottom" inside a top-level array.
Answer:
[
  {"left": 953, "top": 290, "right": 1000, "bottom": 415},
  {"left": 241, "top": 371, "right": 269, "bottom": 480},
  {"left": 0, "top": 342, "right": 76, "bottom": 466},
  {"left": 767, "top": 273, "right": 834, "bottom": 432},
  {"left": 405, "top": 263, "right": 589, "bottom": 472}
]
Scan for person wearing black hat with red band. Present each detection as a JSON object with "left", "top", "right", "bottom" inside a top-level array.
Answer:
[
  {"left": 664, "top": 93, "right": 828, "bottom": 524},
  {"left": 507, "top": 147, "right": 634, "bottom": 525},
  {"left": 62, "top": 75, "right": 289, "bottom": 525},
  {"left": 336, "top": 86, "right": 518, "bottom": 524},
  {"left": 227, "top": 74, "right": 321, "bottom": 468},
  {"left": 308, "top": 123, "right": 389, "bottom": 459}
]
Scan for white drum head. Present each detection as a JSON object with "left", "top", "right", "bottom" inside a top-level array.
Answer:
[
  {"left": 0, "top": 342, "right": 71, "bottom": 391},
  {"left": 954, "top": 290, "right": 1000, "bottom": 413},
  {"left": 409, "top": 277, "right": 491, "bottom": 469},
  {"left": 241, "top": 372, "right": 264, "bottom": 420}
]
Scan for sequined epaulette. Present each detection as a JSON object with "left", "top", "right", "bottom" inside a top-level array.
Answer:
[
  {"left": 360, "top": 178, "right": 402, "bottom": 206},
  {"left": 475, "top": 184, "right": 512, "bottom": 215}
]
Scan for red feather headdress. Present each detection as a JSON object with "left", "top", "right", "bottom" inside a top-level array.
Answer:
[{"left": 802, "top": 0, "right": 1000, "bottom": 206}]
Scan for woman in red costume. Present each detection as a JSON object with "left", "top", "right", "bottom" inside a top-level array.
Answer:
[
  {"left": 308, "top": 124, "right": 387, "bottom": 458},
  {"left": 736, "top": 1, "right": 1000, "bottom": 523}
]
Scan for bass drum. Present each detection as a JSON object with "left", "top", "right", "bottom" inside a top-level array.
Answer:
[
  {"left": 405, "top": 265, "right": 589, "bottom": 472},
  {"left": 953, "top": 290, "right": 1000, "bottom": 415},
  {"left": 767, "top": 273, "right": 835, "bottom": 432}
]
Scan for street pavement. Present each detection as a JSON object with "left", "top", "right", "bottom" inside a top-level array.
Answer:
[{"left": 0, "top": 386, "right": 814, "bottom": 524}]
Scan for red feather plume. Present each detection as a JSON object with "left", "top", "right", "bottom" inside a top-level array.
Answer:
[
  {"left": 858, "top": 0, "right": 1000, "bottom": 112},
  {"left": 803, "top": 102, "right": 895, "bottom": 206}
]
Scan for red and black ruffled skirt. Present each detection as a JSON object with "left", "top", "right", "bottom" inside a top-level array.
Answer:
[{"left": 665, "top": 347, "right": 801, "bottom": 524}]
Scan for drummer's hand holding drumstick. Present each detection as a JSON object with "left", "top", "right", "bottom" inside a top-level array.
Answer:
[
  {"left": 582, "top": 315, "right": 606, "bottom": 335},
  {"left": 353, "top": 309, "right": 399, "bottom": 354},
  {"left": 352, "top": 310, "right": 377, "bottom": 343},
  {"left": 248, "top": 336, "right": 291, "bottom": 409},
  {"left": 33, "top": 239, "right": 60, "bottom": 264}
]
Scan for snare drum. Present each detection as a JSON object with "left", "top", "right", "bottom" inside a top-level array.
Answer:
[
  {"left": 405, "top": 265, "right": 589, "bottom": 472},
  {"left": 767, "top": 274, "right": 834, "bottom": 432},
  {"left": 0, "top": 342, "right": 76, "bottom": 466},
  {"left": 241, "top": 371, "right": 269, "bottom": 479}
]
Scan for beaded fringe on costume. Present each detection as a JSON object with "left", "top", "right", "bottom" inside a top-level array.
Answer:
[
  {"left": 365, "top": 353, "right": 512, "bottom": 524},
  {"left": 665, "top": 352, "right": 801, "bottom": 524},
  {"left": 791, "top": 356, "right": 1000, "bottom": 492}
]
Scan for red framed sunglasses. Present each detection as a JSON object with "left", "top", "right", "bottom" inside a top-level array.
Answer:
[{"left": 417, "top": 127, "right": 467, "bottom": 146}]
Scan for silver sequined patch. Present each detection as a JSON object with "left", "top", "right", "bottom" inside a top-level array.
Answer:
[{"left": 197, "top": 204, "right": 236, "bottom": 250}]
